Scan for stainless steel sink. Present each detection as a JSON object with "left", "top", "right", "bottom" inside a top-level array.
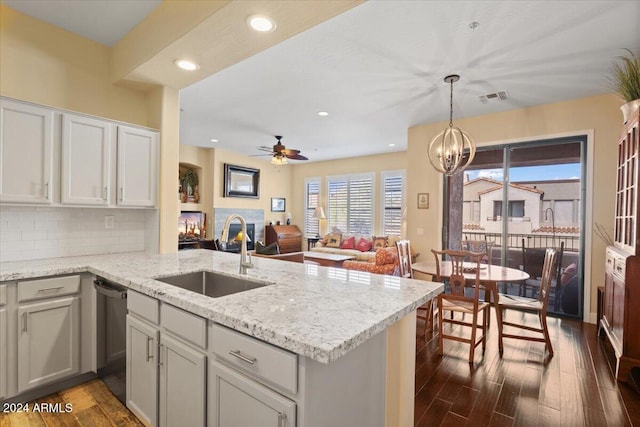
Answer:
[{"left": 156, "top": 271, "right": 268, "bottom": 298}]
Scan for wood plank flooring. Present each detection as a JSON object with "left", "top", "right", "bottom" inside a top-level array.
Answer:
[
  {"left": 415, "top": 311, "right": 640, "bottom": 426},
  {"left": 0, "top": 379, "right": 143, "bottom": 427}
]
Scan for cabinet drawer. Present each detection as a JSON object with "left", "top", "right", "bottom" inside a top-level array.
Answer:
[
  {"left": 161, "top": 303, "right": 207, "bottom": 349},
  {"left": 18, "top": 275, "right": 80, "bottom": 302},
  {"left": 0, "top": 285, "right": 6, "bottom": 306},
  {"left": 128, "top": 290, "right": 159, "bottom": 324},
  {"left": 210, "top": 323, "right": 297, "bottom": 394}
]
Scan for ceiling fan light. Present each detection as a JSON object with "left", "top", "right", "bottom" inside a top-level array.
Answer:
[{"left": 271, "top": 155, "right": 288, "bottom": 165}]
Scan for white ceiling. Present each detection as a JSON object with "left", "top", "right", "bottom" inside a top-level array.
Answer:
[{"left": 4, "top": 1, "right": 640, "bottom": 163}]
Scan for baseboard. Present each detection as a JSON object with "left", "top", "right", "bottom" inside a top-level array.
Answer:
[{"left": 1, "top": 372, "right": 97, "bottom": 405}]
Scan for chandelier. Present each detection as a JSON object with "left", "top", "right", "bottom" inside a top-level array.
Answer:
[
  {"left": 271, "top": 153, "right": 288, "bottom": 165},
  {"left": 427, "top": 74, "right": 476, "bottom": 176}
]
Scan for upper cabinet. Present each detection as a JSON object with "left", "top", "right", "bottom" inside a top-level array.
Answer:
[
  {"left": 0, "top": 99, "right": 54, "bottom": 204},
  {"left": 117, "top": 126, "right": 158, "bottom": 207},
  {"left": 0, "top": 97, "right": 159, "bottom": 208},
  {"left": 61, "top": 114, "right": 112, "bottom": 206}
]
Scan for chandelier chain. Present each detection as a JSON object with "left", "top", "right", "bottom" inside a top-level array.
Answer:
[{"left": 449, "top": 78, "right": 454, "bottom": 128}]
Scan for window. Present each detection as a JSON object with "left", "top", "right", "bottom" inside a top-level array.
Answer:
[
  {"left": 327, "top": 173, "right": 374, "bottom": 234},
  {"left": 381, "top": 170, "right": 405, "bottom": 236},
  {"left": 304, "top": 178, "right": 320, "bottom": 236},
  {"left": 493, "top": 200, "right": 525, "bottom": 219}
]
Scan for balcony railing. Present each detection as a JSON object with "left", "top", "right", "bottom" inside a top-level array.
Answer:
[
  {"left": 486, "top": 216, "right": 531, "bottom": 222},
  {"left": 463, "top": 231, "right": 580, "bottom": 252}
]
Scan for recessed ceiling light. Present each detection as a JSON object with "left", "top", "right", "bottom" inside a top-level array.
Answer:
[
  {"left": 248, "top": 15, "right": 276, "bottom": 32},
  {"left": 210, "top": 139, "right": 218, "bottom": 143},
  {"left": 318, "top": 111, "right": 329, "bottom": 116},
  {"left": 174, "top": 59, "right": 199, "bottom": 71},
  {"left": 388, "top": 143, "right": 396, "bottom": 147}
]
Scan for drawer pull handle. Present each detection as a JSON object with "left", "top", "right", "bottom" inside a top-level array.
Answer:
[
  {"left": 22, "top": 312, "right": 28, "bottom": 333},
  {"left": 158, "top": 344, "right": 164, "bottom": 366},
  {"left": 120, "top": 187, "right": 124, "bottom": 202},
  {"left": 229, "top": 350, "right": 256, "bottom": 365},
  {"left": 38, "top": 286, "right": 64, "bottom": 294},
  {"left": 277, "top": 412, "right": 287, "bottom": 427}
]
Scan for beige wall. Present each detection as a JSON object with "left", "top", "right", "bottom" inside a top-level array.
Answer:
[
  {"left": 291, "top": 151, "right": 407, "bottom": 236},
  {"left": 0, "top": 5, "right": 148, "bottom": 125},
  {"left": 408, "top": 93, "right": 621, "bottom": 318}
]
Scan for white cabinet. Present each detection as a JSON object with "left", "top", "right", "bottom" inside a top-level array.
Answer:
[
  {"left": 117, "top": 126, "right": 157, "bottom": 207},
  {"left": 126, "top": 314, "right": 159, "bottom": 426},
  {"left": 0, "top": 284, "right": 6, "bottom": 400},
  {"left": 61, "top": 113, "right": 112, "bottom": 205},
  {"left": 17, "top": 296, "right": 80, "bottom": 393},
  {"left": 0, "top": 98, "right": 54, "bottom": 204},
  {"left": 159, "top": 334, "right": 207, "bottom": 427},
  {"left": 209, "top": 359, "right": 296, "bottom": 427}
]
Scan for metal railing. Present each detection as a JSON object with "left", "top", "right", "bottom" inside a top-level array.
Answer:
[{"left": 462, "top": 231, "right": 580, "bottom": 252}]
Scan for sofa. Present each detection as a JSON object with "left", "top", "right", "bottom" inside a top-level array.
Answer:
[
  {"left": 342, "top": 246, "right": 400, "bottom": 275},
  {"left": 309, "top": 232, "right": 395, "bottom": 262}
]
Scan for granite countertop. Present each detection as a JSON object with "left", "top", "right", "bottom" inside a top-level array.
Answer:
[{"left": 0, "top": 249, "right": 443, "bottom": 364}]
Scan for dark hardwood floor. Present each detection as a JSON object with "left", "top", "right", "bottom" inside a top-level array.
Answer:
[{"left": 415, "top": 311, "right": 639, "bottom": 426}]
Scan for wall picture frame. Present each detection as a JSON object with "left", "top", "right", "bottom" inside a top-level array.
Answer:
[
  {"left": 417, "top": 193, "right": 429, "bottom": 209},
  {"left": 224, "top": 164, "right": 260, "bottom": 198},
  {"left": 271, "top": 197, "right": 286, "bottom": 212}
]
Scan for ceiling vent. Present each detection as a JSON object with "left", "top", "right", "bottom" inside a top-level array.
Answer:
[{"left": 479, "top": 91, "right": 509, "bottom": 104}]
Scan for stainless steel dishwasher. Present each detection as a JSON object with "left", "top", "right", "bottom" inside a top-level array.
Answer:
[{"left": 94, "top": 277, "right": 127, "bottom": 404}]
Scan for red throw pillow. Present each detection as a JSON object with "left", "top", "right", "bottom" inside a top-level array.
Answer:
[
  {"left": 340, "top": 236, "right": 356, "bottom": 249},
  {"left": 355, "top": 237, "right": 372, "bottom": 252}
]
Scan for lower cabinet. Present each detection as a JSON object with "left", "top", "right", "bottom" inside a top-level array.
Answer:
[
  {"left": 0, "top": 287, "right": 6, "bottom": 400},
  {"left": 126, "top": 314, "right": 159, "bottom": 426},
  {"left": 17, "top": 296, "right": 80, "bottom": 393},
  {"left": 208, "top": 359, "right": 295, "bottom": 427},
  {"left": 159, "top": 334, "right": 207, "bottom": 427}
]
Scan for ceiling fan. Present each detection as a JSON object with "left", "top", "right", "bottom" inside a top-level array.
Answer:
[{"left": 255, "top": 136, "right": 308, "bottom": 164}]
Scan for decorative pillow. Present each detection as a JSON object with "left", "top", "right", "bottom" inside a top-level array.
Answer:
[
  {"left": 387, "top": 236, "right": 400, "bottom": 248},
  {"left": 561, "top": 263, "right": 577, "bottom": 285},
  {"left": 325, "top": 232, "right": 342, "bottom": 248},
  {"left": 372, "top": 236, "right": 388, "bottom": 250},
  {"left": 375, "top": 246, "right": 398, "bottom": 265},
  {"left": 340, "top": 236, "right": 356, "bottom": 249},
  {"left": 355, "top": 237, "right": 372, "bottom": 252},
  {"left": 255, "top": 241, "right": 280, "bottom": 255}
]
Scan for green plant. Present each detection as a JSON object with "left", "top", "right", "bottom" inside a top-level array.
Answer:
[{"left": 611, "top": 48, "right": 640, "bottom": 102}]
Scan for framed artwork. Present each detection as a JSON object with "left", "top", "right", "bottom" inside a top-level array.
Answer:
[
  {"left": 224, "top": 164, "right": 260, "bottom": 198},
  {"left": 417, "top": 193, "right": 429, "bottom": 209},
  {"left": 271, "top": 197, "right": 286, "bottom": 212}
]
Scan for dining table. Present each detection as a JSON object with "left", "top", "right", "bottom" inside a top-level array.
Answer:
[{"left": 411, "top": 260, "right": 530, "bottom": 320}]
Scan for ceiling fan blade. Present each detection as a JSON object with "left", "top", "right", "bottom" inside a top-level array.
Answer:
[
  {"left": 249, "top": 153, "right": 273, "bottom": 157},
  {"left": 257, "top": 146, "right": 273, "bottom": 152},
  {"left": 281, "top": 148, "right": 300, "bottom": 155},
  {"left": 286, "top": 153, "right": 308, "bottom": 160}
]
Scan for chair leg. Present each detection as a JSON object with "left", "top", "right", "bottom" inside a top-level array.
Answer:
[
  {"left": 469, "top": 312, "right": 477, "bottom": 365},
  {"left": 539, "top": 312, "right": 554, "bottom": 356},
  {"left": 496, "top": 307, "right": 505, "bottom": 357},
  {"left": 437, "top": 298, "right": 444, "bottom": 355},
  {"left": 481, "top": 307, "right": 487, "bottom": 354}
]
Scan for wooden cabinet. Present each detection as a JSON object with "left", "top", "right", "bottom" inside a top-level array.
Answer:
[
  {"left": 602, "top": 105, "right": 640, "bottom": 383},
  {"left": 117, "top": 125, "right": 158, "bottom": 207},
  {"left": 0, "top": 285, "right": 6, "bottom": 400},
  {"left": 61, "top": 113, "right": 112, "bottom": 205},
  {"left": 17, "top": 296, "right": 80, "bottom": 393},
  {"left": 126, "top": 314, "right": 159, "bottom": 426},
  {"left": 265, "top": 225, "right": 302, "bottom": 254},
  {"left": 0, "top": 98, "right": 54, "bottom": 204},
  {"left": 208, "top": 359, "right": 296, "bottom": 427}
]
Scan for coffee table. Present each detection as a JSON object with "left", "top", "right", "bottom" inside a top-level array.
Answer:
[{"left": 303, "top": 252, "right": 355, "bottom": 267}]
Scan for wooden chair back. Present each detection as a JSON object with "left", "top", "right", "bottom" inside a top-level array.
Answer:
[
  {"left": 461, "top": 239, "right": 494, "bottom": 264},
  {"left": 538, "top": 248, "right": 559, "bottom": 314},
  {"left": 396, "top": 239, "right": 413, "bottom": 279}
]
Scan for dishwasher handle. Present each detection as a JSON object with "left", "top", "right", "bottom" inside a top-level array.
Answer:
[{"left": 94, "top": 279, "right": 127, "bottom": 300}]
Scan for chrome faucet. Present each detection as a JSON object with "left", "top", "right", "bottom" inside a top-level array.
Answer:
[{"left": 220, "top": 214, "right": 253, "bottom": 274}]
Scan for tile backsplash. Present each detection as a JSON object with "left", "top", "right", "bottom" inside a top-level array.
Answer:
[{"left": 0, "top": 206, "right": 158, "bottom": 262}]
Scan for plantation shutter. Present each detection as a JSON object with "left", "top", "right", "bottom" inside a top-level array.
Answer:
[
  {"left": 304, "top": 179, "right": 320, "bottom": 236},
  {"left": 383, "top": 174, "right": 403, "bottom": 236}
]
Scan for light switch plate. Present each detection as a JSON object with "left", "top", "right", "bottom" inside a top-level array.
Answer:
[{"left": 104, "top": 215, "right": 115, "bottom": 229}]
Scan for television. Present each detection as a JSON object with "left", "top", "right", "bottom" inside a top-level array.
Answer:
[{"left": 179, "top": 211, "right": 205, "bottom": 241}]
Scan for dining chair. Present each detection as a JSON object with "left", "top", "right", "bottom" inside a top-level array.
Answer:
[
  {"left": 520, "top": 239, "right": 546, "bottom": 297},
  {"left": 433, "top": 249, "right": 491, "bottom": 365},
  {"left": 397, "top": 240, "right": 434, "bottom": 336},
  {"left": 460, "top": 239, "right": 494, "bottom": 264},
  {"left": 497, "top": 247, "right": 558, "bottom": 356}
]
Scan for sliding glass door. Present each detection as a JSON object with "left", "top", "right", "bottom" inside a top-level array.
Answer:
[{"left": 451, "top": 136, "right": 585, "bottom": 318}]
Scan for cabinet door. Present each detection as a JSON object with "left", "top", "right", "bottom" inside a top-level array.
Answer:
[
  {"left": 17, "top": 296, "right": 80, "bottom": 393},
  {"left": 159, "top": 334, "right": 206, "bottom": 427},
  {"left": 126, "top": 314, "right": 159, "bottom": 427},
  {"left": 117, "top": 126, "right": 157, "bottom": 207},
  {"left": 208, "top": 359, "right": 296, "bottom": 427},
  {"left": 61, "top": 114, "right": 111, "bottom": 205},
  {"left": 611, "top": 274, "right": 626, "bottom": 352},
  {"left": 0, "top": 99, "right": 54, "bottom": 204},
  {"left": 0, "top": 306, "right": 6, "bottom": 400},
  {"left": 603, "top": 270, "right": 614, "bottom": 330}
]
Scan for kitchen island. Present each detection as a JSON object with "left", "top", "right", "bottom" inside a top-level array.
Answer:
[{"left": 1, "top": 249, "right": 442, "bottom": 426}]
